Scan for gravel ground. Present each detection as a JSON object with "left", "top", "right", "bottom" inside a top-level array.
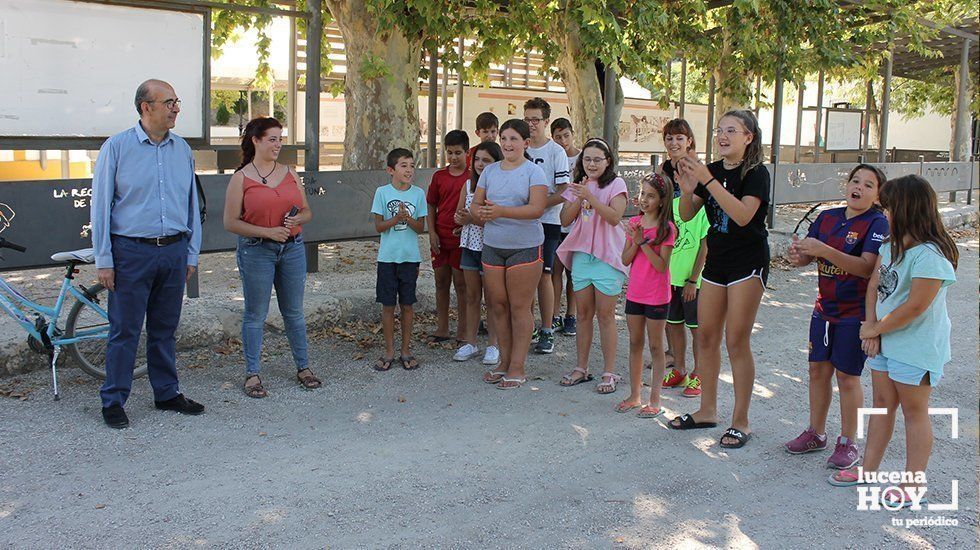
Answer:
[{"left": 0, "top": 230, "right": 977, "bottom": 549}]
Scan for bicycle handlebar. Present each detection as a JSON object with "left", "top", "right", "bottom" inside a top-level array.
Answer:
[{"left": 0, "top": 238, "right": 27, "bottom": 253}]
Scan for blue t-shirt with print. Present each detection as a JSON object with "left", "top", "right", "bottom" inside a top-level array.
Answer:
[
  {"left": 876, "top": 242, "right": 956, "bottom": 373},
  {"left": 371, "top": 183, "right": 427, "bottom": 263}
]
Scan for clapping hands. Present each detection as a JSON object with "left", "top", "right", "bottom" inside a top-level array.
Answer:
[
  {"left": 674, "top": 155, "right": 711, "bottom": 194},
  {"left": 477, "top": 200, "right": 501, "bottom": 222}
]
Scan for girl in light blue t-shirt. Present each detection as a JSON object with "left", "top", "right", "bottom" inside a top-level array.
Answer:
[
  {"left": 471, "top": 119, "right": 548, "bottom": 390},
  {"left": 829, "top": 175, "right": 958, "bottom": 509}
]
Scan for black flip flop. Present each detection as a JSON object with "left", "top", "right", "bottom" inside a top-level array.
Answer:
[
  {"left": 668, "top": 413, "right": 719, "bottom": 430},
  {"left": 425, "top": 335, "right": 452, "bottom": 344},
  {"left": 719, "top": 427, "right": 752, "bottom": 449},
  {"left": 373, "top": 357, "right": 395, "bottom": 372},
  {"left": 400, "top": 355, "right": 421, "bottom": 370}
]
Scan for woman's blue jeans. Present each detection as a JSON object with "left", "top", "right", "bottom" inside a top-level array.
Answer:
[{"left": 236, "top": 235, "right": 309, "bottom": 375}]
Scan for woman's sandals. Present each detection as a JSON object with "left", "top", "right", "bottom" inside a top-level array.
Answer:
[
  {"left": 244, "top": 375, "right": 268, "bottom": 398},
  {"left": 296, "top": 368, "right": 322, "bottom": 389}
]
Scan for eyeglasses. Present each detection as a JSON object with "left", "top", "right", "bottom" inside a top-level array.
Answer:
[
  {"left": 147, "top": 98, "right": 181, "bottom": 111},
  {"left": 713, "top": 127, "right": 746, "bottom": 137},
  {"left": 582, "top": 156, "right": 607, "bottom": 165},
  {"left": 523, "top": 117, "right": 545, "bottom": 125}
]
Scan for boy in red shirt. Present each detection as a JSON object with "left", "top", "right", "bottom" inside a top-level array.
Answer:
[{"left": 427, "top": 130, "right": 470, "bottom": 343}]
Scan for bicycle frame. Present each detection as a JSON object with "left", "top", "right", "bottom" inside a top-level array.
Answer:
[{"left": 0, "top": 273, "right": 108, "bottom": 346}]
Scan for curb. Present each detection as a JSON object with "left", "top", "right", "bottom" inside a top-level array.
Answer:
[{"left": 0, "top": 287, "right": 435, "bottom": 378}]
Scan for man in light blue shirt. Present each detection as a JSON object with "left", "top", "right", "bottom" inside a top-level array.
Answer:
[{"left": 90, "top": 79, "right": 204, "bottom": 428}]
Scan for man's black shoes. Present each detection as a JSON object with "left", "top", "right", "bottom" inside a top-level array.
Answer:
[
  {"left": 102, "top": 405, "right": 130, "bottom": 429},
  {"left": 103, "top": 394, "right": 203, "bottom": 428},
  {"left": 154, "top": 394, "right": 205, "bottom": 415}
]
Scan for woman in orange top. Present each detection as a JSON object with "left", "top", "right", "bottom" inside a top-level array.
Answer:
[{"left": 223, "top": 117, "right": 317, "bottom": 398}]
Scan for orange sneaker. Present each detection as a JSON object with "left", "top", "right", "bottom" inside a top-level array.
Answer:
[
  {"left": 662, "top": 368, "right": 686, "bottom": 388},
  {"left": 682, "top": 374, "right": 702, "bottom": 397}
]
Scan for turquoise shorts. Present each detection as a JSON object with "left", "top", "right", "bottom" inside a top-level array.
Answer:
[
  {"left": 570, "top": 252, "right": 625, "bottom": 296},
  {"left": 866, "top": 355, "right": 941, "bottom": 387}
]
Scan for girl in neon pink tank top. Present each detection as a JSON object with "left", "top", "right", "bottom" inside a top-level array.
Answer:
[{"left": 619, "top": 174, "right": 676, "bottom": 416}]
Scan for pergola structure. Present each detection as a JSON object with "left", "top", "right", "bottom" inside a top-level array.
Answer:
[
  {"left": 661, "top": 2, "right": 979, "bottom": 167},
  {"left": 875, "top": 18, "right": 979, "bottom": 163}
]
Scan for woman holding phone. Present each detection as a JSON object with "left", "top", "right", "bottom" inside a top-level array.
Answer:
[{"left": 223, "top": 117, "right": 317, "bottom": 398}]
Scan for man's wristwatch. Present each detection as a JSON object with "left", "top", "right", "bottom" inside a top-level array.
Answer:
[{"left": 686, "top": 279, "right": 697, "bottom": 284}]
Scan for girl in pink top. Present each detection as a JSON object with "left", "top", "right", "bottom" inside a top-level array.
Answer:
[
  {"left": 618, "top": 174, "right": 676, "bottom": 415},
  {"left": 556, "top": 138, "right": 628, "bottom": 394}
]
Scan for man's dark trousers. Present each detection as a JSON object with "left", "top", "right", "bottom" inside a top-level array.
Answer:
[{"left": 100, "top": 235, "right": 187, "bottom": 408}]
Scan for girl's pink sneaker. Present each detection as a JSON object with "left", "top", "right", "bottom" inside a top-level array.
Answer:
[
  {"left": 826, "top": 436, "right": 861, "bottom": 469},
  {"left": 784, "top": 427, "right": 828, "bottom": 454}
]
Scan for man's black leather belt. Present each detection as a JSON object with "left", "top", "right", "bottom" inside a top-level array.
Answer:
[{"left": 116, "top": 234, "right": 184, "bottom": 246}]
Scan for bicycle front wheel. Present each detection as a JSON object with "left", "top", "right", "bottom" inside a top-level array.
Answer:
[{"left": 64, "top": 283, "right": 148, "bottom": 380}]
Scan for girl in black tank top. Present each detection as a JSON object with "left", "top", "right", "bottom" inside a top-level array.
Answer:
[{"left": 668, "top": 110, "right": 768, "bottom": 450}]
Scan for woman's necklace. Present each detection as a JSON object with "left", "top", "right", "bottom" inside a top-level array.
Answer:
[
  {"left": 252, "top": 161, "right": 277, "bottom": 184},
  {"left": 722, "top": 158, "right": 743, "bottom": 170}
]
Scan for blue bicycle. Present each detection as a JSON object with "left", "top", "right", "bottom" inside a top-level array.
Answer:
[{"left": 0, "top": 237, "right": 147, "bottom": 399}]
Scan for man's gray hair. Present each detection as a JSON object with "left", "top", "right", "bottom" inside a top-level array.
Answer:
[
  {"left": 134, "top": 79, "right": 171, "bottom": 116},
  {"left": 134, "top": 81, "right": 153, "bottom": 116}
]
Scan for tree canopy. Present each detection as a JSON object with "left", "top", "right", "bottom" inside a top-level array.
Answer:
[{"left": 208, "top": 0, "right": 978, "bottom": 167}]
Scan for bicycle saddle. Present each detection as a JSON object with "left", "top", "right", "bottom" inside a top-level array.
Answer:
[{"left": 50, "top": 248, "right": 95, "bottom": 264}]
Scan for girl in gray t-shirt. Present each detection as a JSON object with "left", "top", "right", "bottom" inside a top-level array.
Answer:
[{"left": 471, "top": 119, "right": 548, "bottom": 390}]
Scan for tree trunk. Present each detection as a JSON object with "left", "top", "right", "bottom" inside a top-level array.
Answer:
[
  {"left": 607, "top": 77, "right": 624, "bottom": 154},
  {"left": 554, "top": 24, "right": 623, "bottom": 153},
  {"left": 711, "top": 27, "right": 750, "bottom": 118},
  {"left": 867, "top": 83, "right": 879, "bottom": 151},
  {"left": 950, "top": 69, "right": 974, "bottom": 161},
  {"left": 555, "top": 29, "right": 603, "bottom": 142},
  {"left": 713, "top": 65, "right": 750, "bottom": 117},
  {"left": 326, "top": 1, "right": 423, "bottom": 170}
]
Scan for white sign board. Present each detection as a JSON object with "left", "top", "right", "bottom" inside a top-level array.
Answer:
[
  {"left": 0, "top": 0, "right": 205, "bottom": 138},
  {"left": 824, "top": 109, "right": 863, "bottom": 152}
]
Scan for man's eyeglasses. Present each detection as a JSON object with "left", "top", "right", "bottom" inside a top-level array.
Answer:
[
  {"left": 148, "top": 98, "right": 181, "bottom": 111},
  {"left": 713, "top": 127, "right": 746, "bottom": 137},
  {"left": 523, "top": 117, "right": 545, "bottom": 125}
]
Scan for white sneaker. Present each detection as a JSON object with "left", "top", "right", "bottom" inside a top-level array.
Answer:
[
  {"left": 482, "top": 345, "right": 500, "bottom": 365},
  {"left": 453, "top": 343, "right": 481, "bottom": 361}
]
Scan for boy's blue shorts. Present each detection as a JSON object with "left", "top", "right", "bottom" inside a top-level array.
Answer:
[
  {"left": 376, "top": 262, "right": 419, "bottom": 307},
  {"left": 808, "top": 313, "right": 864, "bottom": 376}
]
